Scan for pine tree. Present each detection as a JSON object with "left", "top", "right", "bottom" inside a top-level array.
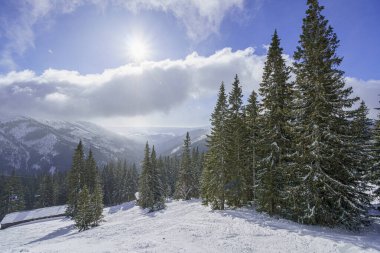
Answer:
[
  {"left": 373, "top": 100, "right": 380, "bottom": 198},
  {"left": 257, "top": 30, "right": 293, "bottom": 216},
  {"left": 175, "top": 132, "right": 194, "bottom": 200},
  {"left": 244, "top": 90, "right": 261, "bottom": 203},
  {"left": 67, "top": 142, "right": 104, "bottom": 230},
  {"left": 85, "top": 149, "right": 97, "bottom": 193},
  {"left": 351, "top": 101, "right": 373, "bottom": 184},
  {"left": 151, "top": 146, "right": 165, "bottom": 210},
  {"left": 67, "top": 141, "right": 85, "bottom": 217},
  {"left": 74, "top": 186, "right": 92, "bottom": 231},
  {"left": 191, "top": 147, "right": 202, "bottom": 198},
  {"left": 138, "top": 143, "right": 152, "bottom": 209},
  {"left": 90, "top": 176, "right": 104, "bottom": 227},
  {"left": 201, "top": 83, "right": 228, "bottom": 210},
  {"left": 292, "top": 0, "right": 369, "bottom": 229},
  {"left": 138, "top": 143, "right": 164, "bottom": 211},
  {"left": 225, "top": 75, "right": 247, "bottom": 207}
]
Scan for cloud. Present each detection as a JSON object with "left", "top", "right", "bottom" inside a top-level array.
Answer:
[
  {"left": 0, "top": 0, "right": 246, "bottom": 70},
  {"left": 0, "top": 0, "right": 85, "bottom": 69},
  {"left": 346, "top": 77, "right": 380, "bottom": 118},
  {"left": 0, "top": 48, "right": 378, "bottom": 126},
  {"left": 120, "top": 0, "right": 244, "bottom": 41},
  {"left": 0, "top": 47, "right": 265, "bottom": 121}
]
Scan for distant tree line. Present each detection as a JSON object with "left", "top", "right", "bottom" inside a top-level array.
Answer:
[
  {"left": 137, "top": 133, "right": 204, "bottom": 212},
  {"left": 0, "top": 170, "right": 68, "bottom": 221}
]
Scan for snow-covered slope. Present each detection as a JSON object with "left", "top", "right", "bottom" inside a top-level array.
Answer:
[
  {"left": 0, "top": 200, "right": 379, "bottom": 253},
  {"left": 0, "top": 116, "right": 143, "bottom": 174},
  {"left": 1, "top": 205, "right": 66, "bottom": 229}
]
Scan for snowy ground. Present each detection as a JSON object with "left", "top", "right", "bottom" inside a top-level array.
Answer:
[{"left": 0, "top": 200, "right": 379, "bottom": 253}]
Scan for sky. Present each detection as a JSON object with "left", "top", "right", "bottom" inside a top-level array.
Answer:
[{"left": 0, "top": 0, "right": 379, "bottom": 128}]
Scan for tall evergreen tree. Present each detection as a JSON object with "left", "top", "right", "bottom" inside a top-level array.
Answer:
[
  {"left": 85, "top": 149, "right": 97, "bottom": 192},
  {"left": 351, "top": 101, "right": 373, "bottom": 184},
  {"left": 175, "top": 132, "right": 194, "bottom": 200},
  {"left": 225, "top": 75, "right": 247, "bottom": 207},
  {"left": 67, "top": 141, "right": 104, "bottom": 230},
  {"left": 151, "top": 146, "right": 165, "bottom": 210},
  {"left": 244, "top": 89, "right": 261, "bottom": 203},
  {"left": 201, "top": 82, "right": 228, "bottom": 210},
  {"left": 191, "top": 147, "right": 202, "bottom": 198},
  {"left": 90, "top": 175, "right": 104, "bottom": 227},
  {"left": 138, "top": 143, "right": 165, "bottom": 211},
  {"left": 373, "top": 100, "right": 380, "bottom": 198},
  {"left": 257, "top": 30, "right": 293, "bottom": 216},
  {"left": 292, "top": 0, "right": 369, "bottom": 229},
  {"left": 67, "top": 141, "right": 85, "bottom": 217},
  {"left": 74, "top": 185, "right": 92, "bottom": 231}
]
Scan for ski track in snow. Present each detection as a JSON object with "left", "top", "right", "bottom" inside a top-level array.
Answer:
[{"left": 0, "top": 200, "right": 379, "bottom": 253}]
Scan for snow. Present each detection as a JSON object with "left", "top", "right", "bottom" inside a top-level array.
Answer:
[
  {"left": 0, "top": 200, "right": 379, "bottom": 252},
  {"left": 8, "top": 122, "right": 38, "bottom": 140},
  {"left": 1, "top": 205, "right": 67, "bottom": 226},
  {"left": 25, "top": 133, "right": 57, "bottom": 155}
]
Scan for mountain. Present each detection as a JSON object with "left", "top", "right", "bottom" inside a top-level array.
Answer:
[
  {"left": 0, "top": 116, "right": 143, "bottom": 175},
  {"left": 108, "top": 126, "right": 209, "bottom": 156},
  {"left": 0, "top": 116, "right": 209, "bottom": 175}
]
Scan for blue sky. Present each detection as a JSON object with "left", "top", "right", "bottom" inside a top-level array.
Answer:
[{"left": 0, "top": 0, "right": 379, "bottom": 127}]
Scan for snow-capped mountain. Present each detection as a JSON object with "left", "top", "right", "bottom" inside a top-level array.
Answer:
[
  {"left": 0, "top": 116, "right": 209, "bottom": 175},
  {"left": 0, "top": 116, "right": 143, "bottom": 175},
  {"left": 108, "top": 126, "right": 209, "bottom": 156}
]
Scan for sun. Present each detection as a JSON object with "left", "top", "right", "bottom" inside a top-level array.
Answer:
[{"left": 127, "top": 37, "right": 150, "bottom": 62}]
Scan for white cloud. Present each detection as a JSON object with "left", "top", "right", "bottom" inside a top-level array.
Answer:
[
  {"left": 0, "top": 0, "right": 53, "bottom": 69},
  {"left": 0, "top": 48, "right": 264, "bottom": 123},
  {"left": 346, "top": 77, "right": 380, "bottom": 118},
  {"left": 119, "top": 0, "right": 244, "bottom": 41},
  {"left": 0, "top": 48, "right": 377, "bottom": 126}
]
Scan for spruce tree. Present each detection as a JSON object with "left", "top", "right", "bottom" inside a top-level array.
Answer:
[
  {"left": 67, "top": 142, "right": 104, "bottom": 230},
  {"left": 90, "top": 176, "right": 104, "bottom": 227},
  {"left": 292, "top": 0, "right": 369, "bottom": 229},
  {"left": 191, "top": 147, "right": 202, "bottom": 198},
  {"left": 151, "top": 146, "right": 165, "bottom": 210},
  {"left": 67, "top": 141, "right": 85, "bottom": 217},
  {"left": 351, "top": 101, "right": 373, "bottom": 184},
  {"left": 201, "top": 83, "right": 228, "bottom": 210},
  {"left": 138, "top": 143, "right": 152, "bottom": 209},
  {"left": 74, "top": 186, "right": 92, "bottom": 231},
  {"left": 257, "top": 30, "right": 293, "bottom": 216},
  {"left": 85, "top": 149, "right": 97, "bottom": 192},
  {"left": 244, "top": 90, "right": 261, "bottom": 203},
  {"left": 373, "top": 100, "right": 380, "bottom": 199},
  {"left": 225, "top": 75, "right": 247, "bottom": 207},
  {"left": 138, "top": 143, "right": 164, "bottom": 211},
  {"left": 175, "top": 132, "right": 194, "bottom": 200}
]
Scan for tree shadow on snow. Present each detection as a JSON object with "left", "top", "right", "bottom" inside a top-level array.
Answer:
[
  {"left": 107, "top": 201, "right": 136, "bottom": 214},
  {"left": 25, "top": 224, "right": 75, "bottom": 245},
  {"left": 218, "top": 208, "right": 380, "bottom": 252}
]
